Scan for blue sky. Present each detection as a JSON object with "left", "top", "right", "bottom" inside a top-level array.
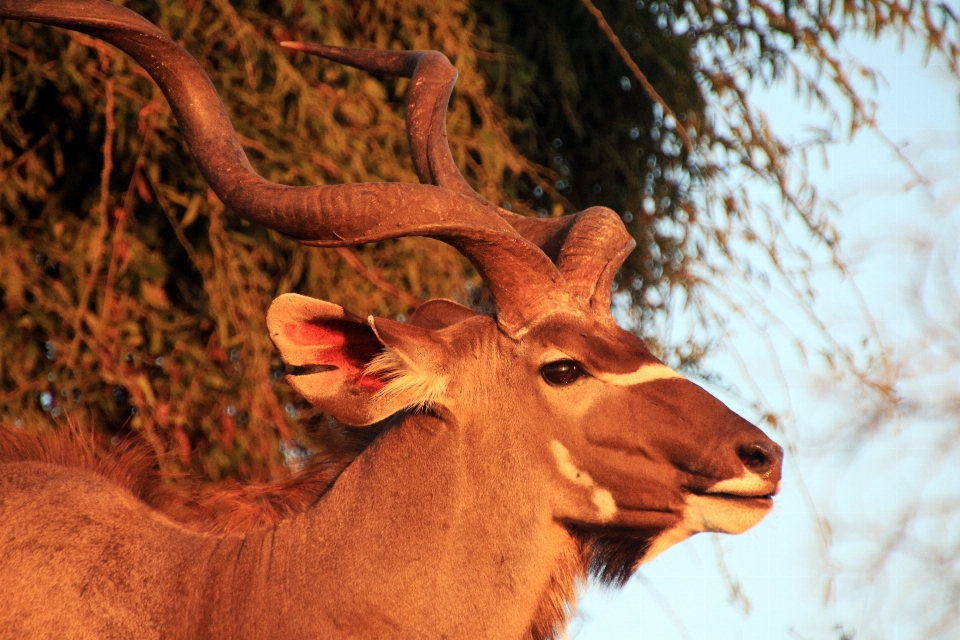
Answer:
[{"left": 573, "top": 32, "right": 960, "bottom": 640}]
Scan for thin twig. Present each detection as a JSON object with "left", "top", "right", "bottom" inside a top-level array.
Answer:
[
  {"left": 100, "top": 109, "right": 158, "bottom": 323},
  {"left": 579, "top": 0, "right": 694, "bottom": 153},
  {"left": 263, "top": 379, "right": 293, "bottom": 445},
  {"left": 68, "top": 72, "right": 115, "bottom": 369},
  {"left": 634, "top": 572, "right": 694, "bottom": 640},
  {"left": 209, "top": 0, "right": 257, "bottom": 86},
  {"left": 0, "top": 132, "right": 51, "bottom": 184},
  {"left": 149, "top": 178, "right": 202, "bottom": 269},
  {"left": 335, "top": 247, "right": 422, "bottom": 312}
]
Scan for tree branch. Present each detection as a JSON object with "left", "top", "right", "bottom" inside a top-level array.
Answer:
[{"left": 579, "top": 0, "right": 694, "bottom": 153}]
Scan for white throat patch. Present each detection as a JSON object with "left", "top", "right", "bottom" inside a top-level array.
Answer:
[
  {"left": 596, "top": 363, "right": 684, "bottom": 387},
  {"left": 550, "top": 440, "right": 617, "bottom": 521},
  {"left": 639, "top": 486, "right": 774, "bottom": 563}
]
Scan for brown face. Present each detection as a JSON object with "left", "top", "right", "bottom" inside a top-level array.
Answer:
[{"left": 515, "top": 313, "right": 783, "bottom": 562}]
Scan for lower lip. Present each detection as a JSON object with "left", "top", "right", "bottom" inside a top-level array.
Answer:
[{"left": 707, "top": 495, "right": 774, "bottom": 509}]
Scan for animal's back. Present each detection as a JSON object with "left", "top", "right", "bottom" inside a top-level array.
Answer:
[{"left": 0, "top": 460, "right": 205, "bottom": 639}]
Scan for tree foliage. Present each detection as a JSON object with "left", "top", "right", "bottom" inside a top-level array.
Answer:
[{"left": 1, "top": 0, "right": 958, "bottom": 482}]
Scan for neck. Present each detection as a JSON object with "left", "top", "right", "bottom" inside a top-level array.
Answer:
[{"left": 202, "top": 413, "right": 578, "bottom": 639}]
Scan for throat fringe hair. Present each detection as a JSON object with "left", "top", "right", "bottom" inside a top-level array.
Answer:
[
  {"left": 364, "top": 348, "right": 446, "bottom": 412},
  {"left": 526, "top": 528, "right": 655, "bottom": 640}
]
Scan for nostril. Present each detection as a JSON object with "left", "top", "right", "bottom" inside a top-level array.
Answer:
[{"left": 737, "top": 441, "right": 778, "bottom": 475}]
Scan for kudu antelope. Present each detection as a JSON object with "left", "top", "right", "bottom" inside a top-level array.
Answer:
[{"left": 0, "top": 1, "right": 782, "bottom": 638}]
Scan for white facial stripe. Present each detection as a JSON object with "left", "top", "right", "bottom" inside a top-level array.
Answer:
[
  {"left": 590, "top": 489, "right": 617, "bottom": 520},
  {"left": 596, "top": 363, "right": 684, "bottom": 387},
  {"left": 550, "top": 440, "right": 617, "bottom": 521},
  {"left": 550, "top": 440, "right": 593, "bottom": 488}
]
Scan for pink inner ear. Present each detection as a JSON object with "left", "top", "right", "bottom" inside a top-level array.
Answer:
[{"left": 284, "top": 319, "right": 386, "bottom": 391}]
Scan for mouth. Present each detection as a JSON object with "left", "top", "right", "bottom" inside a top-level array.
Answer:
[
  {"left": 681, "top": 488, "right": 776, "bottom": 536},
  {"left": 698, "top": 473, "right": 780, "bottom": 500},
  {"left": 699, "top": 492, "right": 775, "bottom": 509}
]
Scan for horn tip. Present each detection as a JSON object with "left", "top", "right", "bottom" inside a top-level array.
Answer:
[{"left": 280, "top": 41, "right": 312, "bottom": 52}]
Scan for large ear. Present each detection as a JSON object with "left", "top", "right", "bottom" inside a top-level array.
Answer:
[{"left": 267, "top": 294, "right": 410, "bottom": 426}]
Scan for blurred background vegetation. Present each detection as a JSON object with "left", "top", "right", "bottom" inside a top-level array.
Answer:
[{"left": 0, "top": 0, "right": 957, "bottom": 486}]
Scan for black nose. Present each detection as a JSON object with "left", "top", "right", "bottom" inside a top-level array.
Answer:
[{"left": 737, "top": 440, "right": 782, "bottom": 476}]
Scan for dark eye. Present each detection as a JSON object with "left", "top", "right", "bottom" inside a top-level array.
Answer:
[{"left": 541, "top": 360, "right": 586, "bottom": 386}]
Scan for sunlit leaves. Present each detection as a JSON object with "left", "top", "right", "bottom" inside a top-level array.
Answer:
[{"left": 1, "top": 0, "right": 957, "bottom": 483}]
